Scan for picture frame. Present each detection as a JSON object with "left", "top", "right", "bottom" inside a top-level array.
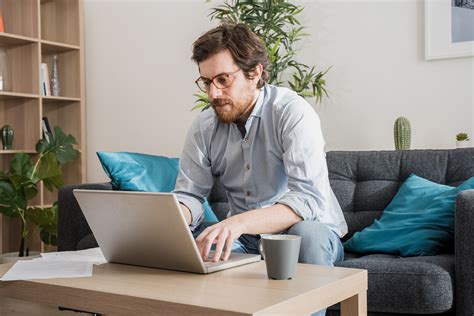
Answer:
[{"left": 425, "top": 0, "right": 474, "bottom": 60}]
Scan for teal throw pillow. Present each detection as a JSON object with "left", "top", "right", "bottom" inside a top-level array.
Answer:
[
  {"left": 344, "top": 174, "right": 474, "bottom": 257},
  {"left": 96, "top": 151, "right": 218, "bottom": 223}
]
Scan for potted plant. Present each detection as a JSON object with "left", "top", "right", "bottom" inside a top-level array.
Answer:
[
  {"left": 0, "top": 126, "right": 79, "bottom": 262},
  {"left": 456, "top": 132, "right": 470, "bottom": 148},
  {"left": 192, "top": 0, "right": 331, "bottom": 111}
]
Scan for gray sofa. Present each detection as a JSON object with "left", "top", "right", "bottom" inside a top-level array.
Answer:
[{"left": 58, "top": 149, "right": 474, "bottom": 315}]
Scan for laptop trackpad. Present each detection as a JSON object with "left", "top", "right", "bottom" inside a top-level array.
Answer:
[{"left": 204, "top": 251, "right": 261, "bottom": 268}]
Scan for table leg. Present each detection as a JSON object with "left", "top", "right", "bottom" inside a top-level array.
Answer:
[{"left": 340, "top": 291, "right": 367, "bottom": 316}]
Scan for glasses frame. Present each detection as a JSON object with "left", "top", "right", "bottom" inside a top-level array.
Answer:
[{"left": 195, "top": 68, "right": 241, "bottom": 92}]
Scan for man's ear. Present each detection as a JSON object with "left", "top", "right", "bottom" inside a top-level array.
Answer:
[{"left": 248, "top": 64, "right": 263, "bottom": 84}]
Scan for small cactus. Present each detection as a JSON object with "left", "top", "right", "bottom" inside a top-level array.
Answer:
[{"left": 394, "top": 117, "right": 411, "bottom": 150}]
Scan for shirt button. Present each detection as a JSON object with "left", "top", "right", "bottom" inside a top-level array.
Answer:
[
  {"left": 243, "top": 138, "right": 248, "bottom": 143},
  {"left": 246, "top": 164, "right": 250, "bottom": 170},
  {"left": 246, "top": 191, "right": 251, "bottom": 196}
]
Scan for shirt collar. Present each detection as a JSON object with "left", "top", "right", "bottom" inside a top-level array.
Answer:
[{"left": 249, "top": 85, "right": 266, "bottom": 118}]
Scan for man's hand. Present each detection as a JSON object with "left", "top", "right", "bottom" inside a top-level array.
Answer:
[
  {"left": 195, "top": 204, "right": 300, "bottom": 262},
  {"left": 195, "top": 218, "right": 244, "bottom": 262}
]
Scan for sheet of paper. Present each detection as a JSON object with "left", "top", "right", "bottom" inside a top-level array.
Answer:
[
  {"left": 1, "top": 260, "right": 93, "bottom": 281},
  {"left": 40, "top": 247, "right": 107, "bottom": 265}
]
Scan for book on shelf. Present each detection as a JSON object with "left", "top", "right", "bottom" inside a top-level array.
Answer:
[
  {"left": 42, "top": 117, "right": 52, "bottom": 142},
  {"left": 0, "top": 11, "right": 4, "bottom": 33},
  {"left": 41, "top": 63, "right": 51, "bottom": 96}
]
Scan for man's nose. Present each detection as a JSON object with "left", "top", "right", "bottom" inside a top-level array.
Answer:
[{"left": 208, "top": 83, "right": 222, "bottom": 100}]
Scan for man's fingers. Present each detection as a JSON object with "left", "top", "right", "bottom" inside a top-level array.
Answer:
[
  {"left": 200, "top": 229, "right": 219, "bottom": 261},
  {"left": 195, "top": 226, "right": 211, "bottom": 243},
  {"left": 195, "top": 222, "right": 240, "bottom": 262},
  {"left": 212, "top": 229, "right": 229, "bottom": 262},
  {"left": 222, "top": 234, "right": 234, "bottom": 261},
  {"left": 195, "top": 229, "right": 210, "bottom": 259}
]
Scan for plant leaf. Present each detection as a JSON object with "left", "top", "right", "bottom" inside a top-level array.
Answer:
[
  {"left": 36, "top": 126, "right": 80, "bottom": 165},
  {"left": 0, "top": 181, "right": 25, "bottom": 216},
  {"left": 36, "top": 152, "right": 62, "bottom": 183},
  {"left": 10, "top": 153, "right": 34, "bottom": 178},
  {"left": 27, "top": 206, "right": 56, "bottom": 229},
  {"left": 40, "top": 230, "right": 57, "bottom": 246},
  {"left": 43, "top": 174, "right": 64, "bottom": 192},
  {"left": 27, "top": 204, "right": 58, "bottom": 245}
]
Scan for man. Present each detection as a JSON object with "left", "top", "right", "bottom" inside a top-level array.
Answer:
[{"left": 174, "top": 23, "right": 347, "bottom": 268}]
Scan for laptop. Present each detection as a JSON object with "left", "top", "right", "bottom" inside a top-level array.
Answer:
[{"left": 73, "top": 189, "right": 261, "bottom": 274}]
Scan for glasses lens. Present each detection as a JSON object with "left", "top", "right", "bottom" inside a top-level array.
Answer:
[
  {"left": 214, "top": 74, "right": 231, "bottom": 89},
  {"left": 196, "top": 78, "right": 208, "bottom": 92}
]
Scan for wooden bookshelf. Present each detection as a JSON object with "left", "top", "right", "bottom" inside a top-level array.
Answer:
[{"left": 0, "top": 0, "right": 86, "bottom": 254}]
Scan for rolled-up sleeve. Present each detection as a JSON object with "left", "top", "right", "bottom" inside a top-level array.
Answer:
[
  {"left": 276, "top": 99, "right": 329, "bottom": 221},
  {"left": 173, "top": 117, "right": 213, "bottom": 231}
]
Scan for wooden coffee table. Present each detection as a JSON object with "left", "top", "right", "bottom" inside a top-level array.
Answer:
[{"left": 0, "top": 261, "right": 367, "bottom": 315}]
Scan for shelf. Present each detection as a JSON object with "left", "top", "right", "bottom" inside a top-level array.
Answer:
[
  {"left": 0, "top": 0, "right": 38, "bottom": 38},
  {"left": 41, "top": 50, "right": 80, "bottom": 98},
  {"left": 1, "top": 0, "right": 84, "bottom": 255},
  {"left": 42, "top": 96, "right": 80, "bottom": 103},
  {"left": 0, "top": 42, "right": 40, "bottom": 94},
  {"left": 0, "top": 150, "right": 37, "bottom": 154},
  {"left": 0, "top": 33, "right": 38, "bottom": 47},
  {"left": 0, "top": 98, "right": 41, "bottom": 150},
  {"left": 41, "top": 40, "right": 80, "bottom": 53},
  {"left": 0, "top": 91, "right": 40, "bottom": 100},
  {"left": 43, "top": 100, "right": 82, "bottom": 147},
  {"left": 28, "top": 204, "right": 53, "bottom": 208},
  {"left": 41, "top": 0, "right": 80, "bottom": 46}
]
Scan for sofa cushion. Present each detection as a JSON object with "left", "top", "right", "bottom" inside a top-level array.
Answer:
[
  {"left": 336, "top": 253, "right": 454, "bottom": 314},
  {"left": 326, "top": 149, "right": 474, "bottom": 240},
  {"left": 97, "top": 151, "right": 179, "bottom": 192},
  {"left": 344, "top": 175, "right": 474, "bottom": 257},
  {"left": 97, "top": 151, "right": 218, "bottom": 222}
]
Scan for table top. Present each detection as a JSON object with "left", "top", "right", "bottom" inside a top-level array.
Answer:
[{"left": 0, "top": 261, "right": 367, "bottom": 315}]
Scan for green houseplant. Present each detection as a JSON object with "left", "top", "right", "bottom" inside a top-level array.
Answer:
[
  {"left": 456, "top": 132, "right": 470, "bottom": 149},
  {"left": 193, "top": 0, "right": 330, "bottom": 111},
  {"left": 456, "top": 132, "right": 470, "bottom": 142},
  {"left": 0, "top": 126, "right": 79, "bottom": 257}
]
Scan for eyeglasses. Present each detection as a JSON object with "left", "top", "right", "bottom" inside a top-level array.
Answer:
[{"left": 195, "top": 69, "right": 241, "bottom": 92}]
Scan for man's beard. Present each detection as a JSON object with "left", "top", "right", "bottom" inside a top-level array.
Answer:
[{"left": 211, "top": 94, "right": 255, "bottom": 124}]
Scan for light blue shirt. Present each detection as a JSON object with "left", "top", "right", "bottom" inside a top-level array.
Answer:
[{"left": 174, "top": 84, "right": 348, "bottom": 237}]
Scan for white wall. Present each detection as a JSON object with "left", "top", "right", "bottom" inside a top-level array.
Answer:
[{"left": 84, "top": 0, "right": 473, "bottom": 182}]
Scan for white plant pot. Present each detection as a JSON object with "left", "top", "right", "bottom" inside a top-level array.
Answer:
[
  {"left": 456, "top": 141, "right": 470, "bottom": 148},
  {"left": 0, "top": 251, "right": 40, "bottom": 264}
]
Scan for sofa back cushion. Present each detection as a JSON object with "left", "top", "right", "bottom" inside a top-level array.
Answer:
[{"left": 208, "top": 148, "right": 474, "bottom": 237}]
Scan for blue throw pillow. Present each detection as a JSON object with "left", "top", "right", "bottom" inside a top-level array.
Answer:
[
  {"left": 96, "top": 151, "right": 218, "bottom": 223},
  {"left": 344, "top": 174, "right": 474, "bottom": 257}
]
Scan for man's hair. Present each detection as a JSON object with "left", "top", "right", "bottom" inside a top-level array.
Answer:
[{"left": 192, "top": 23, "right": 270, "bottom": 89}]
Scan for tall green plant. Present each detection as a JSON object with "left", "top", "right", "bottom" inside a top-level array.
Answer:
[
  {"left": 0, "top": 127, "right": 79, "bottom": 256},
  {"left": 193, "top": 0, "right": 330, "bottom": 111}
]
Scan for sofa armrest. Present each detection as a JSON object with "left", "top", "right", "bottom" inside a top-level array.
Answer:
[
  {"left": 58, "top": 182, "right": 112, "bottom": 251},
  {"left": 455, "top": 189, "right": 474, "bottom": 316}
]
